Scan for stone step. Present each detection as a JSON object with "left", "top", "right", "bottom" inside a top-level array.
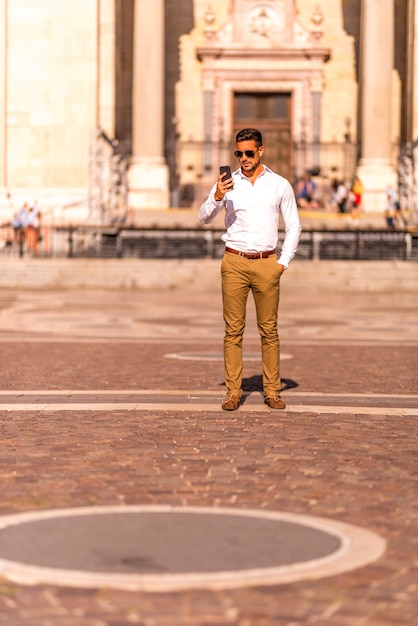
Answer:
[{"left": 0, "top": 258, "right": 416, "bottom": 291}]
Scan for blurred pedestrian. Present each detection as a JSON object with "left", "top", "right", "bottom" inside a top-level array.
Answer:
[
  {"left": 25, "top": 201, "right": 42, "bottom": 255},
  {"left": 11, "top": 202, "right": 29, "bottom": 255},
  {"left": 385, "top": 186, "right": 398, "bottom": 229},
  {"left": 295, "top": 171, "right": 317, "bottom": 209},
  {"left": 334, "top": 180, "right": 348, "bottom": 213},
  {"left": 350, "top": 176, "right": 363, "bottom": 218}
]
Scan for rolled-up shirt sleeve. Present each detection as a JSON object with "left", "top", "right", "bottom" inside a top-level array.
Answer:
[{"left": 277, "top": 180, "right": 302, "bottom": 268}]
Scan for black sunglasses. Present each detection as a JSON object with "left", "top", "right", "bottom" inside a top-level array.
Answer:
[{"left": 234, "top": 149, "right": 257, "bottom": 158}]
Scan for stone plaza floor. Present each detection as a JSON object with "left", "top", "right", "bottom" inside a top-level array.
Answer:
[{"left": 0, "top": 270, "right": 417, "bottom": 625}]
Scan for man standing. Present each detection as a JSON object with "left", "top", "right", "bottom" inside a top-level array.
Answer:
[{"left": 199, "top": 128, "right": 301, "bottom": 411}]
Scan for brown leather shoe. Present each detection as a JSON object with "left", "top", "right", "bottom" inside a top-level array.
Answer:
[
  {"left": 264, "top": 395, "right": 286, "bottom": 409},
  {"left": 222, "top": 394, "right": 241, "bottom": 411}
]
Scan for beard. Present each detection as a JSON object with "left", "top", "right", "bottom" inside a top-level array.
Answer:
[{"left": 241, "top": 157, "right": 261, "bottom": 175}]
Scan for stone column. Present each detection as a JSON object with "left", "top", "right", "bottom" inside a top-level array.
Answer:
[
  {"left": 357, "top": 0, "right": 396, "bottom": 212},
  {"left": 203, "top": 90, "right": 213, "bottom": 173},
  {"left": 311, "top": 73, "right": 322, "bottom": 173},
  {"left": 128, "top": 0, "right": 169, "bottom": 211}
]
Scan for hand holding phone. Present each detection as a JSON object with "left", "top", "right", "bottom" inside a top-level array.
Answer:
[
  {"left": 220, "top": 165, "right": 232, "bottom": 181},
  {"left": 214, "top": 165, "right": 233, "bottom": 201}
]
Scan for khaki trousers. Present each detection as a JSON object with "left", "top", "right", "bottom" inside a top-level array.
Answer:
[{"left": 221, "top": 251, "right": 282, "bottom": 397}]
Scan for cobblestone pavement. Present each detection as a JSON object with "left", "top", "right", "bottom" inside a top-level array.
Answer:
[{"left": 0, "top": 279, "right": 417, "bottom": 625}]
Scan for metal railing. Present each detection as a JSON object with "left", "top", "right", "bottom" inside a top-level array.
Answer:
[{"left": 1, "top": 224, "right": 417, "bottom": 261}]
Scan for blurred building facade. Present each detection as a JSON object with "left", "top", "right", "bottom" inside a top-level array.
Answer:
[{"left": 0, "top": 0, "right": 417, "bottom": 222}]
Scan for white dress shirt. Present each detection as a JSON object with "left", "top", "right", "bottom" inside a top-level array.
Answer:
[{"left": 199, "top": 165, "right": 302, "bottom": 268}]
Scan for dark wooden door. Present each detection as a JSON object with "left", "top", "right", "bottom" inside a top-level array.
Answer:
[{"left": 233, "top": 92, "right": 292, "bottom": 180}]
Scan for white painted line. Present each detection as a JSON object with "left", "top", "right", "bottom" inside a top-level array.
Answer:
[
  {"left": 282, "top": 392, "right": 418, "bottom": 399},
  {"left": 0, "top": 337, "right": 417, "bottom": 346},
  {"left": 0, "top": 391, "right": 416, "bottom": 415},
  {"left": 165, "top": 352, "right": 293, "bottom": 361},
  {"left": 0, "top": 505, "right": 386, "bottom": 591},
  {"left": 0, "top": 390, "right": 223, "bottom": 397},
  {"left": 285, "top": 405, "right": 418, "bottom": 416},
  {"left": 0, "top": 390, "right": 417, "bottom": 399},
  {"left": 0, "top": 403, "right": 417, "bottom": 416},
  {"left": 1, "top": 403, "right": 140, "bottom": 412},
  {"left": 0, "top": 390, "right": 197, "bottom": 396}
]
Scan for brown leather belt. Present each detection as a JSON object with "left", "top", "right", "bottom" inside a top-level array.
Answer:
[{"left": 225, "top": 246, "right": 276, "bottom": 259}]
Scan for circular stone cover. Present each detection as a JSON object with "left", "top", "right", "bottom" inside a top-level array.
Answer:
[{"left": 0, "top": 505, "right": 386, "bottom": 591}]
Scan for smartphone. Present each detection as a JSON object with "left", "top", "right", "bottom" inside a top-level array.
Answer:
[{"left": 220, "top": 165, "right": 232, "bottom": 181}]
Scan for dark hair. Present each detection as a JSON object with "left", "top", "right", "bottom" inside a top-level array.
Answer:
[{"left": 235, "top": 128, "right": 262, "bottom": 147}]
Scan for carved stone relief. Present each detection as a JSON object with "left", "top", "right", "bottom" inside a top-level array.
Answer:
[
  {"left": 229, "top": 0, "right": 298, "bottom": 45},
  {"left": 245, "top": 4, "right": 284, "bottom": 43}
]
